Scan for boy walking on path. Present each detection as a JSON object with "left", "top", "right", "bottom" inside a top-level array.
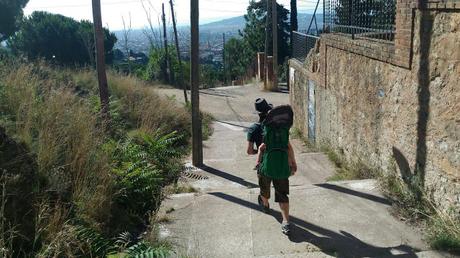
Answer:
[
  {"left": 246, "top": 98, "right": 272, "bottom": 155},
  {"left": 247, "top": 100, "right": 297, "bottom": 235}
]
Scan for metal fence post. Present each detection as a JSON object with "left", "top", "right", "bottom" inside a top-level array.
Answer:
[{"left": 349, "top": 0, "right": 354, "bottom": 39}]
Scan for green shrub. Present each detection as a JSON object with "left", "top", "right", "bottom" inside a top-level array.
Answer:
[
  {"left": 125, "top": 241, "right": 171, "bottom": 258},
  {"left": 0, "top": 60, "right": 191, "bottom": 257},
  {"left": 428, "top": 211, "right": 460, "bottom": 254},
  {"left": 319, "top": 144, "right": 378, "bottom": 181},
  {"left": 379, "top": 168, "right": 460, "bottom": 255},
  {"left": 107, "top": 131, "right": 185, "bottom": 217}
]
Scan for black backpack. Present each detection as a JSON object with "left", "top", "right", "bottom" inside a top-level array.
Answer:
[{"left": 263, "top": 105, "right": 294, "bottom": 129}]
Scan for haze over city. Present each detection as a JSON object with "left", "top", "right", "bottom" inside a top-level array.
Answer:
[{"left": 23, "top": 0, "right": 321, "bottom": 30}]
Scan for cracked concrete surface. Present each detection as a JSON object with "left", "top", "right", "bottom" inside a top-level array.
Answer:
[{"left": 156, "top": 84, "right": 454, "bottom": 258}]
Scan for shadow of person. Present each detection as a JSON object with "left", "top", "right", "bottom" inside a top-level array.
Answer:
[
  {"left": 209, "top": 192, "right": 420, "bottom": 257},
  {"left": 200, "top": 164, "right": 259, "bottom": 188}
]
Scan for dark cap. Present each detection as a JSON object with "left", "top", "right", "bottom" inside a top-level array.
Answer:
[{"left": 255, "top": 98, "right": 273, "bottom": 114}]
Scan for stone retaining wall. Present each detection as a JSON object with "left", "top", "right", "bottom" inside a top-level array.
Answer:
[{"left": 289, "top": 6, "right": 460, "bottom": 211}]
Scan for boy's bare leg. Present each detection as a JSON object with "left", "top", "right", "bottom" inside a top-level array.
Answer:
[
  {"left": 260, "top": 195, "right": 269, "bottom": 206},
  {"left": 279, "top": 202, "right": 289, "bottom": 223}
]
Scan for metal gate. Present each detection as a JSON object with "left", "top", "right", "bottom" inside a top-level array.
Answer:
[{"left": 308, "top": 80, "right": 316, "bottom": 142}]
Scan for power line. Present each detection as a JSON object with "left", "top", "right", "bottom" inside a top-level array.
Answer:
[
  {"left": 28, "top": 0, "right": 255, "bottom": 10},
  {"left": 28, "top": 0, "right": 142, "bottom": 9}
]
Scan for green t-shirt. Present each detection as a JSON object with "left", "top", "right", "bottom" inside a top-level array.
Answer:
[{"left": 260, "top": 126, "right": 290, "bottom": 179}]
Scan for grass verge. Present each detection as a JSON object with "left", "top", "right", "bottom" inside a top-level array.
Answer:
[
  {"left": 379, "top": 169, "right": 460, "bottom": 254},
  {"left": 0, "top": 59, "right": 192, "bottom": 257},
  {"left": 321, "top": 144, "right": 379, "bottom": 181}
]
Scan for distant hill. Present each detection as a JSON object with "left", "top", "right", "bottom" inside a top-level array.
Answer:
[
  {"left": 113, "top": 12, "right": 323, "bottom": 53},
  {"left": 199, "top": 13, "right": 322, "bottom": 34},
  {"left": 298, "top": 13, "right": 323, "bottom": 32},
  {"left": 201, "top": 16, "right": 246, "bottom": 33}
]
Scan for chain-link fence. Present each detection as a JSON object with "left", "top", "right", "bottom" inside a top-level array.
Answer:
[
  {"left": 324, "top": 0, "right": 396, "bottom": 41},
  {"left": 292, "top": 31, "right": 319, "bottom": 62}
]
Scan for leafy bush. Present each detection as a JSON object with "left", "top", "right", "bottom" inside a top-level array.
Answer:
[
  {"left": 0, "top": 60, "right": 191, "bottom": 256},
  {"left": 75, "top": 225, "right": 116, "bottom": 257},
  {"left": 8, "top": 11, "right": 117, "bottom": 65},
  {"left": 108, "top": 131, "right": 184, "bottom": 217},
  {"left": 428, "top": 210, "right": 460, "bottom": 254},
  {"left": 125, "top": 241, "right": 170, "bottom": 258}
]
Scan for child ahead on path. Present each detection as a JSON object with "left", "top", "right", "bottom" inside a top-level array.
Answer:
[
  {"left": 257, "top": 105, "right": 297, "bottom": 235},
  {"left": 246, "top": 98, "right": 272, "bottom": 156}
]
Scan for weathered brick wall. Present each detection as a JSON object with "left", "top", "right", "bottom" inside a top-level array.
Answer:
[{"left": 289, "top": 6, "right": 460, "bottom": 211}]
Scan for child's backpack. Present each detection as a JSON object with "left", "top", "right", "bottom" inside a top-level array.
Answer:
[{"left": 260, "top": 105, "right": 294, "bottom": 179}]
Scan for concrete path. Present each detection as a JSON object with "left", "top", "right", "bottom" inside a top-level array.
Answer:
[{"left": 156, "top": 84, "right": 449, "bottom": 258}]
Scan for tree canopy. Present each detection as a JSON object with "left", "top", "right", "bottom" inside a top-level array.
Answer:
[
  {"left": 145, "top": 45, "right": 222, "bottom": 89},
  {"left": 241, "top": 0, "right": 290, "bottom": 65},
  {"left": 224, "top": 38, "right": 252, "bottom": 81},
  {"left": 0, "top": 0, "right": 29, "bottom": 41},
  {"left": 8, "top": 11, "right": 117, "bottom": 65},
  {"left": 224, "top": 0, "right": 290, "bottom": 80}
]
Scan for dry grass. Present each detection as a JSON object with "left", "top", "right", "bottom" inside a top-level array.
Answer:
[
  {"left": 0, "top": 62, "right": 113, "bottom": 228},
  {"left": 317, "top": 143, "right": 379, "bottom": 181},
  {"left": 108, "top": 72, "right": 191, "bottom": 138},
  {"left": 379, "top": 169, "right": 460, "bottom": 254},
  {"left": 164, "top": 183, "right": 197, "bottom": 195},
  {"left": 0, "top": 60, "right": 192, "bottom": 256}
]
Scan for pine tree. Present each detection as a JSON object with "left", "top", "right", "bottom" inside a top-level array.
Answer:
[{"left": 240, "top": 0, "right": 290, "bottom": 65}]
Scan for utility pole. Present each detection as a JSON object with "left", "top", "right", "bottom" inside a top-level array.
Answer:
[
  {"left": 222, "top": 33, "right": 226, "bottom": 85},
  {"left": 272, "top": 0, "right": 278, "bottom": 90},
  {"left": 290, "top": 0, "right": 298, "bottom": 56},
  {"left": 92, "top": 0, "right": 111, "bottom": 127},
  {"left": 162, "top": 3, "right": 170, "bottom": 83},
  {"left": 191, "top": 0, "right": 203, "bottom": 167},
  {"left": 170, "top": 0, "right": 188, "bottom": 104},
  {"left": 264, "top": 0, "right": 271, "bottom": 88},
  {"left": 122, "top": 13, "right": 132, "bottom": 73}
]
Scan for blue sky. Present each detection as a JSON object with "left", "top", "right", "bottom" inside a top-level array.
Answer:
[{"left": 24, "top": 0, "right": 321, "bottom": 30}]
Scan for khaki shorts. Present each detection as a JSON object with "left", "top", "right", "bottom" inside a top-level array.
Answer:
[{"left": 258, "top": 174, "right": 289, "bottom": 203}]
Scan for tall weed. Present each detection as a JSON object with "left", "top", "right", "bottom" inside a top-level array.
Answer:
[
  {"left": 107, "top": 131, "right": 185, "bottom": 217},
  {"left": 379, "top": 167, "right": 460, "bottom": 254},
  {"left": 108, "top": 73, "right": 191, "bottom": 142},
  {"left": 0, "top": 60, "right": 190, "bottom": 256}
]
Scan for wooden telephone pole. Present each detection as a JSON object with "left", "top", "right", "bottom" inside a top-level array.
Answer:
[
  {"left": 170, "top": 0, "right": 188, "bottom": 104},
  {"left": 222, "top": 33, "right": 226, "bottom": 85},
  {"left": 290, "top": 0, "right": 298, "bottom": 56},
  {"left": 191, "top": 0, "right": 203, "bottom": 166},
  {"left": 92, "top": 0, "right": 110, "bottom": 126},
  {"left": 162, "top": 3, "right": 170, "bottom": 83},
  {"left": 272, "top": 0, "right": 278, "bottom": 90},
  {"left": 264, "top": 0, "right": 271, "bottom": 88}
]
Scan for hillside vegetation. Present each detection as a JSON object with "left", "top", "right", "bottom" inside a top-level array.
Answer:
[{"left": 0, "top": 59, "right": 195, "bottom": 257}]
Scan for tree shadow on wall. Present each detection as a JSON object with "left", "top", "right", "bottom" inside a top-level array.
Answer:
[{"left": 392, "top": 8, "right": 433, "bottom": 198}]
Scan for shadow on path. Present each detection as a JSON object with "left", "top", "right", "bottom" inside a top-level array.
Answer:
[
  {"left": 315, "top": 183, "right": 392, "bottom": 206},
  {"left": 214, "top": 120, "right": 250, "bottom": 130},
  {"left": 200, "top": 165, "right": 259, "bottom": 188},
  {"left": 209, "top": 192, "right": 420, "bottom": 257},
  {"left": 199, "top": 90, "right": 236, "bottom": 98}
]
